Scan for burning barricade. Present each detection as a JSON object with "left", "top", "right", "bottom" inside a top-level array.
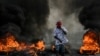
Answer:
[
  {"left": 0, "top": 32, "right": 45, "bottom": 56},
  {"left": 80, "top": 29, "right": 100, "bottom": 55}
]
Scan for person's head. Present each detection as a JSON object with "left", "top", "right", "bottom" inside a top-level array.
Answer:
[{"left": 56, "top": 21, "right": 62, "bottom": 28}]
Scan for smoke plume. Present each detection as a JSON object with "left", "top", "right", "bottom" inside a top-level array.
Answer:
[
  {"left": 79, "top": 0, "right": 100, "bottom": 31},
  {"left": 0, "top": 0, "right": 50, "bottom": 41},
  {"left": 0, "top": 4, "right": 25, "bottom": 36}
]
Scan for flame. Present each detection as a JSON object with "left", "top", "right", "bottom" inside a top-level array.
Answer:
[
  {"left": 16, "top": 42, "right": 27, "bottom": 51},
  {"left": 80, "top": 30, "right": 100, "bottom": 54},
  {"left": 35, "top": 40, "right": 45, "bottom": 51},
  {"left": 0, "top": 33, "right": 20, "bottom": 52},
  {"left": 0, "top": 33, "right": 45, "bottom": 56},
  {"left": 51, "top": 45, "right": 55, "bottom": 51}
]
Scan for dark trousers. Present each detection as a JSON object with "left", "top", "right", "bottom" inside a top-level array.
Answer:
[{"left": 55, "top": 44, "right": 65, "bottom": 56}]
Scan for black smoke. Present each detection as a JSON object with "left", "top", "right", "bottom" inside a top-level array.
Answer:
[
  {"left": 72, "top": 0, "right": 94, "bottom": 8},
  {"left": 0, "top": 0, "right": 49, "bottom": 40},
  {"left": 0, "top": 4, "right": 25, "bottom": 36},
  {"left": 78, "top": 0, "right": 100, "bottom": 30}
]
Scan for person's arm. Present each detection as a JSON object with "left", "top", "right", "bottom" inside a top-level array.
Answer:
[
  {"left": 53, "top": 29, "right": 62, "bottom": 43},
  {"left": 54, "top": 36, "right": 62, "bottom": 43},
  {"left": 60, "top": 27, "right": 68, "bottom": 35},
  {"left": 61, "top": 28, "right": 67, "bottom": 34}
]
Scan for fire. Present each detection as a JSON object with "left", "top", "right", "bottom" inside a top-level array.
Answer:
[
  {"left": 51, "top": 45, "right": 55, "bottom": 51},
  {"left": 35, "top": 40, "right": 45, "bottom": 51},
  {"left": 16, "top": 42, "right": 27, "bottom": 51},
  {"left": 80, "top": 30, "right": 100, "bottom": 54},
  {"left": 0, "top": 33, "right": 20, "bottom": 52},
  {"left": 0, "top": 32, "right": 45, "bottom": 56}
]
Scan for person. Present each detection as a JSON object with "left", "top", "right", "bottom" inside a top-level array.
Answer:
[{"left": 53, "top": 21, "right": 69, "bottom": 56}]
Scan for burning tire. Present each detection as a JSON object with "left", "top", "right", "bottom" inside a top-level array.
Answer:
[{"left": 80, "top": 29, "right": 100, "bottom": 55}]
